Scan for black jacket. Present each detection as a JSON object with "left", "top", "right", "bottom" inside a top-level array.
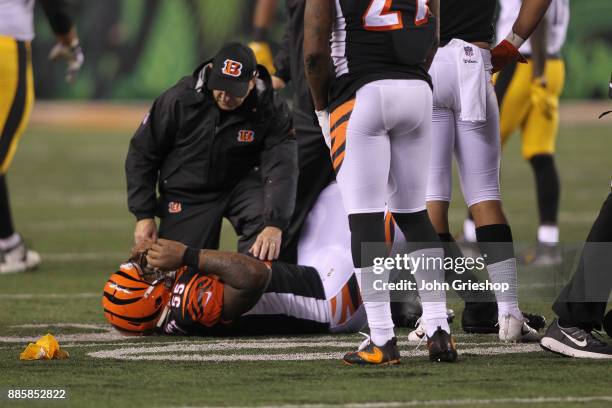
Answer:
[
  {"left": 125, "top": 63, "right": 297, "bottom": 229},
  {"left": 274, "top": 0, "right": 332, "bottom": 170}
]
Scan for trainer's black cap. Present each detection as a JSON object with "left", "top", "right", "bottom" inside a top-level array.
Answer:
[{"left": 207, "top": 42, "right": 258, "bottom": 98}]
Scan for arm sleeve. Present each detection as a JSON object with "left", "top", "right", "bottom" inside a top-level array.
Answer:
[
  {"left": 273, "top": 8, "right": 292, "bottom": 83},
  {"left": 189, "top": 276, "right": 225, "bottom": 328},
  {"left": 259, "top": 94, "right": 298, "bottom": 230},
  {"left": 39, "top": 0, "right": 74, "bottom": 36},
  {"left": 125, "top": 93, "right": 178, "bottom": 220}
]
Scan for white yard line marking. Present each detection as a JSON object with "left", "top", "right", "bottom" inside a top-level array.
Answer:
[
  {"left": 1, "top": 324, "right": 130, "bottom": 343},
  {"left": 11, "top": 323, "right": 107, "bottom": 329},
  {"left": 16, "top": 191, "right": 124, "bottom": 206},
  {"left": 28, "top": 218, "right": 128, "bottom": 231},
  {"left": 0, "top": 322, "right": 510, "bottom": 345},
  {"left": 40, "top": 252, "right": 125, "bottom": 262},
  {"left": 180, "top": 396, "right": 612, "bottom": 408},
  {"left": 0, "top": 293, "right": 99, "bottom": 299},
  {"left": 88, "top": 342, "right": 541, "bottom": 361}
]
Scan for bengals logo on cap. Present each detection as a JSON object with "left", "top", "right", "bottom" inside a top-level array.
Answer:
[{"left": 222, "top": 59, "right": 243, "bottom": 77}]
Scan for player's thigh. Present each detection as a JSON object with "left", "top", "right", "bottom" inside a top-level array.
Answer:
[
  {"left": 521, "top": 59, "right": 565, "bottom": 159},
  {"left": 333, "top": 86, "right": 390, "bottom": 215},
  {"left": 455, "top": 85, "right": 501, "bottom": 207},
  {"left": 158, "top": 199, "right": 224, "bottom": 249},
  {"left": 426, "top": 107, "right": 455, "bottom": 203},
  {"left": 386, "top": 80, "right": 433, "bottom": 213},
  {"left": 496, "top": 61, "right": 532, "bottom": 144},
  {"left": 0, "top": 38, "right": 34, "bottom": 174}
]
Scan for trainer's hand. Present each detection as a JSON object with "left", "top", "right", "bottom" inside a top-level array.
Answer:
[
  {"left": 134, "top": 218, "right": 158, "bottom": 245},
  {"left": 49, "top": 28, "right": 84, "bottom": 83},
  {"left": 250, "top": 226, "right": 282, "bottom": 261},
  {"left": 272, "top": 75, "right": 286, "bottom": 90},
  {"left": 147, "top": 239, "right": 187, "bottom": 271},
  {"left": 491, "top": 40, "right": 527, "bottom": 74}
]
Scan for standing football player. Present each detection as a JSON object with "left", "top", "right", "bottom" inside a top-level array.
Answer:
[
  {"left": 496, "top": 0, "right": 570, "bottom": 266},
  {"left": 424, "top": 0, "right": 552, "bottom": 341},
  {"left": 0, "top": 0, "right": 83, "bottom": 274},
  {"left": 305, "top": 0, "right": 457, "bottom": 364}
]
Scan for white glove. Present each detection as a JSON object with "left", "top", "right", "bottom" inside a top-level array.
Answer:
[
  {"left": 48, "top": 38, "right": 84, "bottom": 83},
  {"left": 316, "top": 109, "right": 331, "bottom": 149}
]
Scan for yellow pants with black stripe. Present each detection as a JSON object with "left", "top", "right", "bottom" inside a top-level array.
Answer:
[
  {"left": 0, "top": 35, "right": 34, "bottom": 175},
  {"left": 495, "top": 58, "right": 565, "bottom": 160}
]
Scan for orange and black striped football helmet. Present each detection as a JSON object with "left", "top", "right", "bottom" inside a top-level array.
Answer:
[{"left": 103, "top": 262, "right": 171, "bottom": 334}]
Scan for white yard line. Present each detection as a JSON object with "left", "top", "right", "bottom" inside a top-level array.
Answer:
[
  {"left": 0, "top": 293, "right": 99, "bottom": 299},
  {"left": 87, "top": 342, "right": 541, "bottom": 361},
  {"left": 28, "top": 218, "right": 128, "bottom": 231},
  {"left": 16, "top": 191, "right": 125, "bottom": 206},
  {"left": 40, "top": 252, "right": 125, "bottom": 262},
  {"left": 180, "top": 396, "right": 612, "bottom": 408}
]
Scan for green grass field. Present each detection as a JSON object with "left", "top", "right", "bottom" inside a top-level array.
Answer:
[{"left": 0, "top": 120, "right": 611, "bottom": 408}]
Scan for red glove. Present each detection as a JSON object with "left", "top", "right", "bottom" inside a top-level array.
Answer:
[{"left": 491, "top": 40, "right": 527, "bottom": 74}]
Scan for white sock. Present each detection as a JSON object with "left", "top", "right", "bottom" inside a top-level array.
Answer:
[
  {"left": 487, "top": 258, "right": 522, "bottom": 320},
  {"left": 354, "top": 265, "right": 395, "bottom": 346},
  {"left": 538, "top": 225, "right": 559, "bottom": 245},
  {"left": 412, "top": 248, "right": 450, "bottom": 337},
  {"left": 0, "top": 233, "right": 20, "bottom": 250},
  {"left": 463, "top": 219, "right": 477, "bottom": 243}
]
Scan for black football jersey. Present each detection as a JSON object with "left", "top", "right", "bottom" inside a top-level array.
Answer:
[
  {"left": 330, "top": 0, "right": 436, "bottom": 109},
  {"left": 440, "top": 0, "right": 497, "bottom": 46},
  {"left": 158, "top": 262, "right": 332, "bottom": 336}
]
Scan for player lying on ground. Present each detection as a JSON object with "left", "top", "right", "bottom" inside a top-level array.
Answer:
[{"left": 104, "top": 183, "right": 368, "bottom": 336}]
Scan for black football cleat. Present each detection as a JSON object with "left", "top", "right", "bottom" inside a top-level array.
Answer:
[
  {"left": 427, "top": 327, "right": 458, "bottom": 363},
  {"left": 540, "top": 319, "right": 612, "bottom": 359},
  {"left": 523, "top": 312, "right": 546, "bottom": 332},
  {"left": 462, "top": 302, "right": 546, "bottom": 334},
  {"left": 461, "top": 302, "right": 498, "bottom": 333},
  {"left": 343, "top": 336, "right": 401, "bottom": 366}
]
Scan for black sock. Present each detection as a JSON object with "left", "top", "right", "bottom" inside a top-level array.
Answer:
[
  {"left": 476, "top": 224, "right": 515, "bottom": 264},
  {"left": 529, "top": 154, "right": 560, "bottom": 225},
  {"left": 348, "top": 212, "right": 386, "bottom": 268},
  {"left": 0, "top": 175, "right": 15, "bottom": 239},
  {"left": 439, "top": 233, "right": 495, "bottom": 303},
  {"left": 392, "top": 211, "right": 440, "bottom": 245}
]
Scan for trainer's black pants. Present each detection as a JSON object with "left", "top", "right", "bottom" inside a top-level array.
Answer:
[
  {"left": 157, "top": 169, "right": 268, "bottom": 254},
  {"left": 552, "top": 191, "right": 612, "bottom": 330},
  {"left": 277, "top": 110, "right": 335, "bottom": 263}
]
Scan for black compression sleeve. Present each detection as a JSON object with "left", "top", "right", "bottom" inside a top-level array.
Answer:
[{"left": 39, "top": 0, "right": 74, "bottom": 36}]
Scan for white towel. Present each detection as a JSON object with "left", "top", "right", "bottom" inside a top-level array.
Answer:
[{"left": 446, "top": 39, "right": 487, "bottom": 122}]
